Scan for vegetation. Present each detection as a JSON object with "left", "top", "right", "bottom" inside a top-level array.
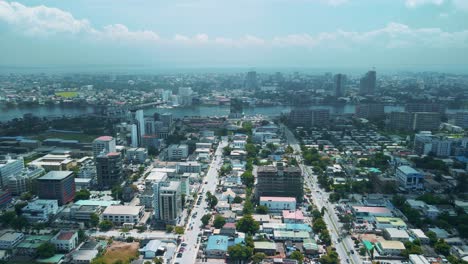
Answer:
[
  {"left": 290, "top": 251, "right": 305, "bottom": 264},
  {"left": 201, "top": 214, "right": 211, "bottom": 226},
  {"left": 213, "top": 215, "right": 226, "bottom": 229},
  {"left": 99, "top": 220, "right": 114, "bottom": 231},
  {"left": 255, "top": 205, "right": 269, "bottom": 214},
  {"left": 205, "top": 191, "right": 218, "bottom": 209},
  {"left": 74, "top": 189, "right": 91, "bottom": 201},
  {"left": 174, "top": 226, "right": 185, "bottom": 235},
  {"left": 236, "top": 215, "right": 260, "bottom": 234},
  {"left": 227, "top": 244, "right": 253, "bottom": 262},
  {"left": 37, "top": 242, "right": 56, "bottom": 258}
]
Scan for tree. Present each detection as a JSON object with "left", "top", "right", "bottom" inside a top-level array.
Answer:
[
  {"left": 90, "top": 213, "right": 100, "bottom": 227},
  {"left": 11, "top": 216, "right": 28, "bottom": 231},
  {"left": 78, "top": 229, "right": 87, "bottom": 243},
  {"left": 426, "top": 231, "right": 438, "bottom": 245},
  {"left": 241, "top": 170, "right": 255, "bottom": 188},
  {"left": 15, "top": 202, "right": 28, "bottom": 215},
  {"left": 213, "top": 215, "right": 226, "bottom": 229},
  {"left": 74, "top": 189, "right": 91, "bottom": 201},
  {"left": 242, "top": 199, "right": 254, "bottom": 215},
  {"left": 290, "top": 251, "right": 305, "bottom": 264},
  {"left": 252, "top": 252, "right": 266, "bottom": 263},
  {"left": 20, "top": 192, "right": 33, "bottom": 201},
  {"left": 236, "top": 215, "right": 259, "bottom": 234},
  {"left": 435, "top": 239, "right": 451, "bottom": 256},
  {"left": 201, "top": 214, "right": 211, "bottom": 226},
  {"left": 228, "top": 244, "right": 253, "bottom": 261},
  {"left": 0, "top": 211, "right": 16, "bottom": 227},
  {"left": 233, "top": 196, "right": 243, "bottom": 203},
  {"left": 99, "top": 220, "right": 113, "bottom": 231},
  {"left": 153, "top": 257, "right": 163, "bottom": 264},
  {"left": 312, "top": 218, "right": 327, "bottom": 233},
  {"left": 255, "top": 205, "right": 269, "bottom": 214},
  {"left": 37, "top": 242, "right": 56, "bottom": 258},
  {"left": 285, "top": 145, "right": 294, "bottom": 154},
  {"left": 166, "top": 225, "right": 174, "bottom": 233},
  {"left": 174, "top": 226, "right": 185, "bottom": 235},
  {"left": 223, "top": 146, "right": 233, "bottom": 156},
  {"left": 206, "top": 192, "right": 218, "bottom": 209}
]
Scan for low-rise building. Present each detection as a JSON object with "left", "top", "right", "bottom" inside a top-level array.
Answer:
[
  {"left": 126, "top": 148, "right": 148, "bottom": 164},
  {"left": 0, "top": 232, "right": 24, "bottom": 249},
  {"left": 408, "top": 229, "right": 430, "bottom": 244},
  {"left": 384, "top": 228, "right": 410, "bottom": 242},
  {"left": 167, "top": 144, "right": 188, "bottom": 160},
  {"left": 375, "top": 217, "right": 407, "bottom": 229},
  {"left": 102, "top": 205, "right": 144, "bottom": 225},
  {"left": 259, "top": 196, "right": 296, "bottom": 213},
  {"left": 22, "top": 199, "right": 59, "bottom": 222},
  {"left": 282, "top": 210, "right": 305, "bottom": 224},
  {"left": 51, "top": 231, "right": 78, "bottom": 252},
  {"left": 254, "top": 241, "right": 277, "bottom": 256},
  {"left": 396, "top": 166, "right": 424, "bottom": 190},
  {"left": 205, "top": 235, "right": 229, "bottom": 258},
  {"left": 375, "top": 240, "right": 406, "bottom": 256}
]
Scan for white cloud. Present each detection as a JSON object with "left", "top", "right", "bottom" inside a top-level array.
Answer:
[
  {"left": 452, "top": 0, "right": 468, "bottom": 10},
  {"left": 405, "top": 0, "right": 444, "bottom": 8}
]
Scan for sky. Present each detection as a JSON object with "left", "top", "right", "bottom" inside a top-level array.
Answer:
[{"left": 0, "top": 0, "right": 467, "bottom": 72}]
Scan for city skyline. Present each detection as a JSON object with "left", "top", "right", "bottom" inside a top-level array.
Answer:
[{"left": 0, "top": 0, "right": 467, "bottom": 72}]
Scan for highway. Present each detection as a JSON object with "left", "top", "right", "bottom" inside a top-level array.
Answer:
[
  {"left": 282, "top": 125, "right": 361, "bottom": 264},
  {"left": 172, "top": 138, "right": 227, "bottom": 264}
]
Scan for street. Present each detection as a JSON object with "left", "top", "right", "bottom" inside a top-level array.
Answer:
[{"left": 283, "top": 125, "right": 361, "bottom": 264}]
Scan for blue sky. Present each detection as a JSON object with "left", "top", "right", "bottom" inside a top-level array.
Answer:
[{"left": 0, "top": 0, "right": 467, "bottom": 72}]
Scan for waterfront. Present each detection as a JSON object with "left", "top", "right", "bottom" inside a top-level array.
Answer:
[{"left": 0, "top": 104, "right": 96, "bottom": 122}]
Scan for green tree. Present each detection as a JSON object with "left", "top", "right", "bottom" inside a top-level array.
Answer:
[
  {"left": 166, "top": 225, "right": 174, "bottom": 233},
  {"left": 255, "top": 205, "right": 269, "bottom": 214},
  {"left": 74, "top": 189, "right": 91, "bottom": 201},
  {"left": 0, "top": 211, "right": 16, "bottom": 227},
  {"left": 90, "top": 213, "right": 100, "bottom": 227},
  {"left": 201, "top": 214, "right": 211, "bottom": 226},
  {"left": 227, "top": 244, "right": 253, "bottom": 261},
  {"left": 78, "top": 229, "right": 87, "bottom": 243},
  {"left": 290, "top": 251, "right": 305, "bottom": 264},
  {"left": 153, "top": 257, "right": 163, "bottom": 264},
  {"left": 20, "top": 192, "right": 33, "bottom": 201},
  {"left": 435, "top": 239, "right": 451, "bottom": 256},
  {"left": 236, "top": 215, "right": 259, "bottom": 234},
  {"left": 37, "top": 242, "right": 56, "bottom": 258},
  {"left": 233, "top": 196, "right": 243, "bottom": 203},
  {"left": 242, "top": 199, "right": 254, "bottom": 215},
  {"left": 252, "top": 252, "right": 266, "bottom": 263},
  {"left": 99, "top": 220, "right": 114, "bottom": 231},
  {"left": 174, "top": 226, "right": 185, "bottom": 235},
  {"left": 213, "top": 215, "right": 226, "bottom": 229},
  {"left": 11, "top": 216, "right": 28, "bottom": 231},
  {"left": 15, "top": 202, "right": 28, "bottom": 215},
  {"left": 241, "top": 170, "right": 255, "bottom": 188}
]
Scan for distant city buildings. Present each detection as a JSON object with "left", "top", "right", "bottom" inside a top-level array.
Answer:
[
  {"left": 356, "top": 103, "right": 385, "bottom": 120},
  {"left": 289, "top": 109, "right": 330, "bottom": 128},
  {"left": 0, "top": 155, "right": 24, "bottom": 188},
  {"left": 245, "top": 71, "right": 258, "bottom": 90},
  {"left": 333, "top": 73, "right": 346, "bottom": 97},
  {"left": 359, "top": 70, "right": 377, "bottom": 95}
]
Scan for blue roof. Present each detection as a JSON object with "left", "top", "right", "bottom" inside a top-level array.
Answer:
[
  {"left": 285, "top": 223, "right": 312, "bottom": 232},
  {"left": 206, "top": 235, "right": 229, "bottom": 252},
  {"left": 398, "top": 165, "right": 420, "bottom": 175}
]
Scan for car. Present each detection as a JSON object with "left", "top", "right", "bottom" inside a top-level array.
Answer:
[
  {"left": 346, "top": 259, "right": 350, "bottom": 263},
  {"left": 176, "top": 253, "right": 182, "bottom": 258},
  {"left": 350, "top": 250, "right": 355, "bottom": 254},
  {"left": 181, "top": 242, "right": 187, "bottom": 247},
  {"left": 205, "top": 181, "right": 208, "bottom": 184}
]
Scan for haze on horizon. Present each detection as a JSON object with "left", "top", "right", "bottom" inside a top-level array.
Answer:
[{"left": 0, "top": 0, "right": 467, "bottom": 73}]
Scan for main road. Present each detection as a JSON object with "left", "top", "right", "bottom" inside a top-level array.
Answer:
[
  {"left": 282, "top": 125, "right": 361, "bottom": 264},
  {"left": 173, "top": 138, "right": 227, "bottom": 264}
]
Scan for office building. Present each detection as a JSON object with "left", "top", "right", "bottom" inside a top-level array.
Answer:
[
  {"left": 405, "top": 103, "right": 445, "bottom": 114},
  {"left": 388, "top": 112, "right": 413, "bottom": 131},
  {"left": 131, "top": 124, "right": 138, "bottom": 147},
  {"left": 22, "top": 199, "right": 59, "bottom": 222},
  {"left": 92, "top": 136, "right": 116, "bottom": 158},
  {"left": 256, "top": 164, "right": 304, "bottom": 202},
  {"left": 0, "top": 155, "right": 24, "bottom": 188},
  {"left": 245, "top": 71, "right": 258, "bottom": 90},
  {"left": 396, "top": 166, "right": 424, "bottom": 190},
  {"left": 333, "top": 73, "right": 346, "bottom": 97},
  {"left": 102, "top": 205, "right": 144, "bottom": 225},
  {"left": 356, "top": 104, "right": 385, "bottom": 119},
  {"left": 160, "top": 113, "right": 173, "bottom": 128},
  {"left": 8, "top": 165, "right": 45, "bottom": 195},
  {"left": 126, "top": 148, "right": 148, "bottom": 164},
  {"left": 159, "top": 181, "right": 182, "bottom": 224},
  {"left": 51, "top": 231, "right": 79, "bottom": 252},
  {"left": 167, "top": 144, "right": 189, "bottom": 160},
  {"left": 289, "top": 109, "right": 330, "bottom": 128},
  {"left": 0, "top": 232, "right": 24, "bottom": 249},
  {"left": 412, "top": 112, "right": 441, "bottom": 131},
  {"left": 413, "top": 132, "right": 453, "bottom": 157},
  {"left": 150, "top": 171, "right": 168, "bottom": 220},
  {"left": 454, "top": 112, "right": 468, "bottom": 129},
  {"left": 359, "top": 70, "right": 376, "bottom": 95},
  {"left": 36, "top": 171, "right": 75, "bottom": 205},
  {"left": 96, "top": 152, "right": 123, "bottom": 188}
]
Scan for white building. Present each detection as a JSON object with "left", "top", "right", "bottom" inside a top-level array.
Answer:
[
  {"left": 176, "top": 161, "right": 201, "bottom": 173},
  {"left": 92, "top": 136, "right": 116, "bottom": 158},
  {"left": 0, "top": 155, "right": 24, "bottom": 188},
  {"left": 22, "top": 199, "right": 59, "bottom": 222},
  {"left": 0, "top": 232, "right": 24, "bottom": 249},
  {"left": 384, "top": 228, "right": 410, "bottom": 242},
  {"left": 159, "top": 181, "right": 182, "bottom": 224},
  {"left": 7, "top": 165, "right": 45, "bottom": 195},
  {"left": 232, "top": 140, "right": 246, "bottom": 150},
  {"left": 102, "top": 205, "right": 144, "bottom": 225},
  {"left": 126, "top": 148, "right": 148, "bottom": 164},
  {"left": 167, "top": 144, "right": 189, "bottom": 160},
  {"left": 51, "top": 231, "right": 79, "bottom": 252},
  {"left": 259, "top": 197, "right": 296, "bottom": 212},
  {"left": 396, "top": 166, "right": 424, "bottom": 190},
  {"left": 376, "top": 240, "right": 406, "bottom": 256}
]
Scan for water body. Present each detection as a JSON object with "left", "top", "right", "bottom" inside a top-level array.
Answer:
[{"left": 0, "top": 105, "right": 96, "bottom": 122}]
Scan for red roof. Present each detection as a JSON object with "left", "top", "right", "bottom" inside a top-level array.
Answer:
[
  {"left": 57, "top": 231, "right": 75, "bottom": 241},
  {"left": 96, "top": 136, "right": 113, "bottom": 141},
  {"left": 282, "top": 210, "right": 305, "bottom": 220}
]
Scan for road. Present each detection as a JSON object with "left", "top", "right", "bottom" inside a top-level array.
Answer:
[
  {"left": 173, "top": 138, "right": 227, "bottom": 264},
  {"left": 282, "top": 125, "right": 361, "bottom": 264}
]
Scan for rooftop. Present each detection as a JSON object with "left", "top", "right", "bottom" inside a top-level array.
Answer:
[
  {"left": 378, "top": 240, "right": 406, "bottom": 250},
  {"left": 54, "top": 231, "right": 76, "bottom": 241},
  {"left": 0, "top": 232, "right": 23, "bottom": 242},
  {"left": 95, "top": 136, "right": 113, "bottom": 141},
  {"left": 282, "top": 210, "right": 305, "bottom": 220},
  {"left": 103, "top": 205, "right": 143, "bottom": 215},
  {"left": 385, "top": 228, "right": 409, "bottom": 238},
  {"left": 206, "top": 235, "right": 229, "bottom": 252},
  {"left": 254, "top": 241, "right": 276, "bottom": 250},
  {"left": 74, "top": 200, "right": 120, "bottom": 207},
  {"left": 260, "top": 196, "right": 296, "bottom": 203},
  {"left": 39, "top": 171, "right": 73, "bottom": 181},
  {"left": 398, "top": 165, "right": 421, "bottom": 175},
  {"left": 352, "top": 206, "right": 392, "bottom": 215}
]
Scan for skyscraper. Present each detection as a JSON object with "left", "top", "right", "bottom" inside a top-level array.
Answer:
[
  {"left": 245, "top": 71, "right": 258, "bottom": 90},
  {"left": 359, "top": 70, "right": 376, "bottom": 95},
  {"left": 158, "top": 181, "right": 182, "bottom": 224},
  {"left": 256, "top": 164, "right": 304, "bottom": 202},
  {"left": 96, "top": 152, "right": 123, "bottom": 188},
  {"left": 333, "top": 74, "right": 346, "bottom": 97}
]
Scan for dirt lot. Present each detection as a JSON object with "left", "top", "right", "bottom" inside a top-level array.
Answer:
[{"left": 100, "top": 241, "right": 140, "bottom": 263}]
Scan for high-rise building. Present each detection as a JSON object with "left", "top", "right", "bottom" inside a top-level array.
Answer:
[
  {"left": 356, "top": 104, "right": 385, "bottom": 119},
  {"left": 96, "top": 152, "right": 123, "bottom": 188},
  {"left": 158, "top": 181, "right": 182, "bottom": 224},
  {"left": 359, "top": 70, "right": 376, "bottom": 95},
  {"left": 333, "top": 74, "right": 346, "bottom": 97},
  {"left": 245, "top": 71, "right": 258, "bottom": 90},
  {"left": 0, "top": 155, "right": 24, "bottom": 188},
  {"left": 312, "top": 109, "right": 330, "bottom": 127},
  {"left": 135, "top": 109, "right": 145, "bottom": 145},
  {"left": 256, "top": 164, "right": 304, "bottom": 202},
  {"left": 405, "top": 103, "right": 445, "bottom": 114},
  {"left": 131, "top": 124, "right": 138, "bottom": 148},
  {"left": 150, "top": 172, "right": 168, "bottom": 220},
  {"left": 454, "top": 112, "right": 468, "bottom": 129},
  {"left": 388, "top": 112, "right": 413, "bottom": 131},
  {"left": 229, "top": 98, "right": 243, "bottom": 118},
  {"left": 412, "top": 112, "right": 441, "bottom": 131},
  {"left": 178, "top": 87, "right": 193, "bottom": 106},
  {"left": 160, "top": 113, "right": 173, "bottom": 128},
  {"left": 36, "top": 171, "right": 75, "bottom": 205},
  {"left": 289, "top": 109, "right": 330, "bottom": 128},
  {"left": 414, "top": 132, "right": 453, "bottom": 157},
  {"left": 92, "top": 136, "right": 116, "bottom": 158}
]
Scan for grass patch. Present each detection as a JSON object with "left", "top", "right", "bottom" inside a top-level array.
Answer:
[
  {"left": 95, "top": 242, "right": 139, "bottom": 264},
  {"left": 55, "top": 91, "right": 78, "bottom": 98},
  {"left": 31, "top": 132, "right": 99, "bottom": 143}
]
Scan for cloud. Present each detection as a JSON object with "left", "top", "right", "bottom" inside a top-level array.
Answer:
[
  {"left": 0, "top": 0, "right": 467, "bottom": 51},
  {"left": 405, "top": 0, "right": 445, "bottom": 7}
]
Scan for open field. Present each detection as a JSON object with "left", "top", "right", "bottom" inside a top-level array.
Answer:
[
  {"left": 97, "top": 241, "right": 140, "bottom": 264},
  {"left": 55, "top": 91, "right": 78, "bottom": 98}
]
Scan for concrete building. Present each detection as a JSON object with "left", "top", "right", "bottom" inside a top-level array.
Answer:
[
  {"left": 412, "top": 112, "right": 441, "bottom": 131},
  {"left": 176, "top": 161, "right": 201, "bottom": 174},
  {"left": 289, "top": 109, "right": 330, "bottom": 128},
  {"left": 102, "top": 205, "right": 144, "bottom": 225},
  {"left": 149, "top": 171, "right": 168, "bottom": 220},
  {"left": 126, "top": 148, "right": 148, "bottom": 164},
  {"left": 356, "top": 104, "right": 385, "bottom": 120},
  {"left": 0, "top": 155, "right": 24, "bottom": 188},
  {"left": 159, "top": 181, "right": 182, "bottom": 224},
  {"left": 256, "top": 164, "right": 304, "bottom": 202},
  {"left": 359, "top": 70, "right": 376, "bottom": 95},
  {"left": 29, "top": 154, "right": 75, "bottom": 171},
  {"left": 259, "top": 197, "right": 296, "bottom": 212},
  {"left": 7, "top": 165, "right": 45, "bottom": 195},
  {"left": 454, "top": 112, "right": 468, "bottom": 129},
  {"left": 245, "top": 71, "right": 258, "bottom": 90},
  {"left": 375, "top": 240, "right": 406, "bottom": 256},
  {"left": 384, "top": 228, "right": 410, "bottom": 242},
  {"left": 51, "top": 231, "right": 78, "bottom": 252},
  {"left": 0, "top": 232, "right": 24, "bottom": 249},
  {"left": 405, "top": 103, "right": 445, "bottom": 114},
  {"left": 167, "top": 144, "right": 189, "bottom": 160},
  {"left": 36, "top": 171, "right": 75, "bottom": 205},
  {"left": 22, "top": 199, "right": 59, "bottom": 222},
  {"left": 96, "top": 152, "right": 123, "bottom": 188},
  {"left": 92, "top": 136, "right": 116, "bottom": 158},
  {"left": 388, "top": 112, "right": 413, "bottom": 131},
  {"left": 396, "top": 165, "right": 424, "bottom": 190},
  {"left": 333, "top": 73, "right": 346, "bottom": 97}
]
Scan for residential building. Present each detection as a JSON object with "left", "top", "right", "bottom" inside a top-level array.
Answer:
[
  {"left": 405, "top": 103, "right": 445, "bottom": 114},
  {"left": 356, "top": 104, "right": 385, "bottom": 119},
  {"left": 254, "top": 241, "right": 277, "bottom": 256},
  {"left": 289, "top": 109, "right": 330, "bottom": 128},
  {"left": 92, "top": 136, "right": 116, "bottom": 158},
  {"left": 412, "top": 112, "right": 441, "bottom": 131},
  {"left": 176, "top": 161, "right": 201, "bottom": 173},
  {"left": 454, "top": 112, "right": 468, "bottom": 129},
  {"left": 0, "top": 155, "right": 24, "bottom": 188},
  {"left": 22, "top": 199, "right": 59, "bottom": 222},
  {"left": 359, "top": 70, "right": 376, "bottom": 95},
  {"left": 51, "top": 231, "right": 78, "bottom": 252},
  {"left": 0, "top": 232, "right": 24, "bottom": 249},
  {"left": 245, "top": 71, "right": 258, "bottom": 90},
  {"left": 126, "top": 148, "right": 148, "bottom": 164},
  {"left": 256, "top": 164, "right": 304, "bottom": 202},
  {"left": 334, "top": 73, "right": 346, "bottom": 97},
  {"left": 259, "top": 197, "right": 296, "bottom": 212},
  {"left": 205, "top": 235, "right": 229, "bottom": 258},
  {"left": 96, "top": 152, "right": 123, "bottom": 188},
  {"left": 388, "top": 112, "right": 413, "bottom": 131},
  {"left": 282, "top": 210, "right": 305, "bottom": 224},
  {"left": 229, "top": 98, "right": 243, "bottom": 118},
  {"left": 396, "top": 165, "right": 424, "bottom": 190},
  {"left": 102, "top": 205, "right": 144, "bottom": 225},
  {"left": 36, "top": 171, "right": 75, "bottom": 205},
  {"left": 351, "top": 206, "right": 393, "bottom": 220},
  {"left": 159, "top": 181, "right": 182, "bottom": 224},
  {"left": 16, "top": 234, "right": 54, "bottom": 256},
  {"left": 375, "top": 241, "right": 406, "bottom": 256},
  {"left": 167, "top": 144, "right": 189, "bottom": 161},
  {"left": 149, "top": 171, "right": 168, "bottom": 220},
  {"left": 8, "top": 165, "right": 45, "bottom": 195}
]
